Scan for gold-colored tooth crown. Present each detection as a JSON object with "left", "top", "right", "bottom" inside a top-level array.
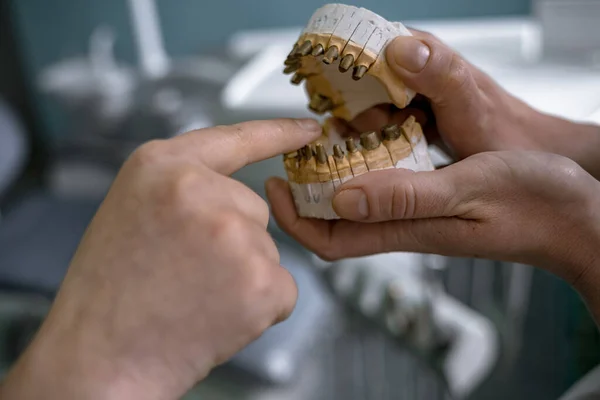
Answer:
[
  {"left": 297, "top": 40, "right": 313, "bottom": 56},
  {"left": 291, "top": 73, "right": 305, "bottom": 85},
  {"left": 287, "top": 44, "right": 299, "bottom": 58},
  {"left": 323, "top": 46, "right": 339, "bottom": 64},
  {"left": 382, "top": 124, "right": 401, "bottom": 141},
  {"left": 303, "top": 144, "right": 313, "bottom": 160},
  {"left": 286, "top": 118, "right": 420, "bottom": 164},
  {"left": 339, "top": 54, "right": 354, "bottom": 73},
  {"left": 312, "top": 44, "right": 325, "bottom": 57},
  {"left": 360, "top": 131, "right": 381, "bottom": 150},
  {"left": 333, "top": 144, "right": 344, "bottom": 159},
  {"left": 283, "top": 151, "right": 298, "bottom": 159},
  {"left": 345, "top": 137, "right": 358, "bottom": 153},
  {"left": 315, "top": 143, "right": 328, "bottom": 164},
  {"left": 284, "top": 63, "right": 300, "bottom": 74},
  {"left": 308, "top": 93, "right": 334, "bottom": 114},
  {"left": 284, "top": 44, "right": 300, "bottom": 66},
  {"left": 352, "top": 65, "right": 368, "bottom": 81}
]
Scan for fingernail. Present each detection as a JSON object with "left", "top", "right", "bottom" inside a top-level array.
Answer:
[
  {"left": 389, "top": 37, "right": 431, "bottom": 73},
  {"left": 333, "top": 189, "right": 369, "bottom": 220},
  {"left": 295, "top": 118, "right": 321, "bottom": 131}
]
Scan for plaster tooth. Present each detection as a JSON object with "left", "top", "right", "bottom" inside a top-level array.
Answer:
[
  {"left": 352, "top": 65, "right": 369, "bottom": 80},
  {"left": 323, "top": 46, "right": 339, "bottom": 64},
  {"left": 339, "top": 54, "right": 355, "bottom": 73},
  {"left": 312, "top": 44, "right": 325, "bottom": 56},
  {"left": 297, "top": 40, "right": 313, "bottom": 56}
]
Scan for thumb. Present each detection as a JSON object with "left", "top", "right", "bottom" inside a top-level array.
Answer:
[
  {"left": 386, "top": 32, "right": 479, "bottom": 110},
  {"left": 332, "top": 167, "right": 469, "bottom": 222}
]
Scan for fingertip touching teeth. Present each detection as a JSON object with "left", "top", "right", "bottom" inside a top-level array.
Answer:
[
  {"left": 280, "top": 3, "right": 436, "bottom": 219},
  {"left": 283, "top": 115, "right": 433, "bottom": 219}
]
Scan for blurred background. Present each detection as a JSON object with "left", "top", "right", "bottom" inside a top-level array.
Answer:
[{"left": 1, "top": 0, "right": 600, "bottom": 399}]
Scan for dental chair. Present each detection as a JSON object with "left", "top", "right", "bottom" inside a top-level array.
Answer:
[{"left": 0, "top": 98, "right": 101, "bottom": 364}]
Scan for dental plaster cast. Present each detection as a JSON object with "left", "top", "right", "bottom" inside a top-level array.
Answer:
[{"left": 282, "top": 4, "right": 435, "bottom": 219}]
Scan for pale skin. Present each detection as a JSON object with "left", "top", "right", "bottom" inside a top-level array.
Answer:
[
  {"left": 0, "top": 119, "right": 322, "bottom": 399},
  {"left": 1, "top": 30, "right": 600, "bottom": 400}
]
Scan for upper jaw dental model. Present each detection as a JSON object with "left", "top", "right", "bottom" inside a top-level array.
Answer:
[{"left": 282, "top": 3, "right": 435, "bottom": 220}]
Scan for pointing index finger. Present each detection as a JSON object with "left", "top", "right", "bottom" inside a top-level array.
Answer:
[{"left": 174, "top": 118, "right": 322, "bottom": 175}]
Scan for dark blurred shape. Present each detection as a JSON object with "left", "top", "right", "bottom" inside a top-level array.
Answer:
[
  {"left": 0, "top": 192, "right": 101, "bottom": 294},
  {"left": 0, "top": 0, "right": 45, "bottom": 205},
  {"left": 0, "top": 99, "right": 27, "bottom": 202}
]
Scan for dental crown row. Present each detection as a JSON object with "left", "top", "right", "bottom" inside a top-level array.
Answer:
[
  {"left": 284, "top": 116, "right": 423, "bottom": 185},
  {"left": 282, "top": 4, "right": 411, "bottom": 84},
  {"left": 283, "top": 37, "right": 371, "bottom": 83}
]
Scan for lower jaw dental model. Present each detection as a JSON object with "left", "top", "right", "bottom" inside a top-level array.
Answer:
[{"left": 282, "top": 3, "right": 435, "bottom": 220}]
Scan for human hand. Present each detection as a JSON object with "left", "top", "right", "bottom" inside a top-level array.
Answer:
[
  {"left": 0, "top": 119, "right": 322, "bottom": 400},
  {"left": 266, "top": 151, "right": 600, "bottom": 316},
  {"left": 343, "top": 29, "right": 600, "bottom": 177}
]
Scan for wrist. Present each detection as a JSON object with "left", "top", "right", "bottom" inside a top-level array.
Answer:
[
  {"left": 526, "top": 111, "right": 600, "bottom": 179},
  {"left": 562, "top": 184, "right": 600, "bottom": 324},
  {"left": 0, "top": 314, "right": 183, "bottom": 400}
]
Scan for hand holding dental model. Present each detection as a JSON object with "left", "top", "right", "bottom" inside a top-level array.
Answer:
[{"left": 269, "top": 5, "right": 600, "bottom": 324}]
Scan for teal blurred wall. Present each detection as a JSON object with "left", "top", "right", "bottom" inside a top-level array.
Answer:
[{"left": 8, "top": 0, "right": 531, "bottom": 138}]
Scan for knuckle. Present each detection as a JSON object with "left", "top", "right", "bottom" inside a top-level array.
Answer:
[
  {"left": 130, "top": 140, "right": 168, "bottom": 168},
  {"left": 230, "top": 124, "right": 248, "bottom": 144},
  {"left": 218, "top": 123, "right": 250, "bottom": 146},
  {"left": 394, "top": 181, "right": 418, "bottom": 219},
  {"left": 232, "top": 180, "right": 271, "bottom": 224},
  {"left": 257, "top": 200, "right": 270, "bottom": 222},
  {"left": 247, "top": 260, "right": 273, "bottom": 296},
  {"left": 278, "top": 287, "right": 298, "bottom": 321},
  {"left": 209, "top": 210, "right": 251, "bottom": 247},
  {"left": 439, "top": 53, "right": 471, "bottom": 99},
  {"left": 370, "top": 173, "right": 417, "bottom": 220},
  {"left": 270, "top": 120, "right": 288, "bottom": 137},
  {"left": 160, "top": 168, "right": 203, "bottom": 212},
  {"left": 549, "top": 155, "right": 582, "bottom": 179},
  {"left": 374, "top": 184, "right": 393, "bottom": 220}
]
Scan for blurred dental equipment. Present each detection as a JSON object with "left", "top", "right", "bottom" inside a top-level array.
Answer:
[
  {"left": 37, "top": 0, "right": 240, "bottom": 198},
  {"left": 534, "top": 0, "right": 600, "bottom": 65},
  {"left": 0, "top": 98, "right": 28, "bottom": 201},
  {"left": 313, "top": 252, "right": 499, "bottom": 399}
]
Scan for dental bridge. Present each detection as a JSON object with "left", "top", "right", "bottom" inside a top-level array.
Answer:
[{"left": 281, "top": 4, "right": 435, "bottom": 219}]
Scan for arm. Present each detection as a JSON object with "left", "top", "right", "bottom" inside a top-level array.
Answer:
[
  {"left": 526, "top": 112, "right": 600, "bottom": 180},
  {"left": 267, "top": 150, "right": 600, "bottom": 325},
  {"left": 0, "top": 118, "right": 321, "bottom": 399}
]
